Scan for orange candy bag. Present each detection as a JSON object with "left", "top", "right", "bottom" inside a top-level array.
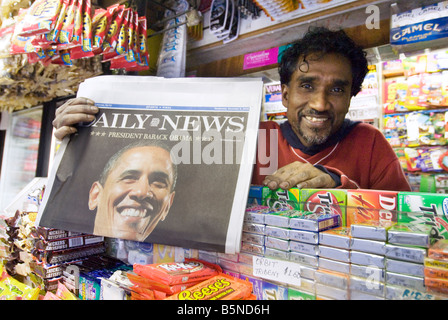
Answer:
[
  {"left": 133, "top": 258, "right": 221, "bottom": 286},
  {"left": 164, "top": 273, "right": 253, "bottom": 300}
]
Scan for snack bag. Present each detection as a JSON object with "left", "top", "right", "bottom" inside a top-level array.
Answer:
[
  {"left": 101, "top": 4, "right": 126, "bottom": 60},
  {"left": 133, "top": 258, "right": 222, "bottom": 286},
  {"left": 92, "top": 3, "right": 119, "bottom": 53},
  {"left": 164, "top": 273, "right": 253, "bottom": 300},
  {"left": 0, "top": 265, "right": 40, "bottom": 300},
  {"left": 130, "top": 285, "right": 166, "bottom": 300},
  {"left": 126, "top": 271, "right": 202, "bottom": 295},
  {"left": 19, "top": 0, "right": 62, "bottom": 36},
  {"left": 56, "top": 0, "right": 77, "bottom": 47},
  {"left": 69, "top": 0, "right": 94, "bottom": 59},
  {"left": 70, "top": 0, "right": 84, "bottom": 46}
]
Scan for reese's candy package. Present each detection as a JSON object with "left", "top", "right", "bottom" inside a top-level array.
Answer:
[
  {"left": 133, "top": 258, "right": 222, "bottom": 286},
  {"left": 164, "top": 273, "right": 253, "bottom": 300},
  {"left": 127, "top": 271, "right": 203, "bottom": 295}
]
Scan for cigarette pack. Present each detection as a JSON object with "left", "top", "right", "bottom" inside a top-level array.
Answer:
[
  {"left": 300, "top": 265, "right": 317, "bottom": 280},
  {"left": 241, "top": 232, "right": 265, "bottom": 245},
  {"left": 387, "top": 223, "right": 435, "bottom": 248},
  {"left": 428, "top": 239, "right": 448, "bottom": 261},
  {"left": 289, "top": 229, "right": 319, "bottom": 244},
  {"left": 289, "top": 212, "right": 340, "bottom": 232},
  {"left": 261, "top": 187, "right": 301, "bottom": 210},
  {"left": 349, "top": 275, "right": 385, "bottom": 297},
  {"left": 385, "top": 271, "right": 425, "bottom": 291},
  {"left": 264, "top": 225, "right": 290, "bottom": 239},
  {"left": 265, "top": 236, "right": 289, "bottom": 251},
  {"left": 424, "top": 257, "right": 448, "bottom": 270},
  {"left": 240, "top": 242, "right": 265, "bottom": 255},
  {"left": 350, "top": 290, "right": 384, "bottom": 300},
  {"left": 289, "top": 251, "right": 319, "bottom": 267},
  {"left": 350, "top": 238, "right": 386, "bottom": 255},
  {"left": 350, "top": 221, "right": 393, "bottom": 241},
  {"left": 350, "top": 251, "right": 385, "bottom": 268},
  {"left": 315, "top": 269, "right": 350, "bottom": 290},
  {"left": 318, "top": 245, "right": 350, "bottom": 262},
  {"left": 386, "top": 258, "right": 425, "bottom": 277},
  {"left": 315, "top": 283, "right": 349, "bottom": 300},
  {"left": 398, "top": 191, "right": 448, "bottom": 240},
  {"left": 425, "top": 277, "right": 448, "bottom": 295},
  {"left": 385, "top": 284, "right": 447, "bottom": 300},
  {"left": 299, "top": 188, "right": 347, "bottom": 226},
  {"left": 319, "top": 257, "right": 350, "bottom": 274},
  {"left": 424, "top": 266, "right": 448, "bottom": 280},
  {"left": 264, "top": 247, "right": 290, "bottom": 261},
  {"left": 242, "top": 222, "right": 265, "bottom": 235},
  {"left": 385, "top": 244, "right": 427, "bottom": 263},
  {"left": 289, "top": 240, "right": 319, "bottom": 256},
  {"left": 350, "top": 263, "right": 385, "bottom": 282},
  {"left": 264, "top": 209, "right": 295, "bottom": 228},
  {"left": 347, "top": 189, "right": 398, "bottom": 226},
  {"left": 319, "top": 227, "right": 351, "bottom": 249}
]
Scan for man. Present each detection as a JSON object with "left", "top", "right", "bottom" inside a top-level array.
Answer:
[
  {"left": 88, "top": 140, "right": 177, "bottom": 241},
  {"left": 253, "top": 27, "right": 411, "bottom": 191},
  {"left": 53, "top": 27, "right": 410, "bottom": 192}
]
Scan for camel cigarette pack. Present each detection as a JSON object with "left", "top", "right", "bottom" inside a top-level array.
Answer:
[
  {"left": 398, "top": 191, "right": 448, "bottom": 240},
  {"left": 299, "top": 189, "right": 347, "bottom": 226}
]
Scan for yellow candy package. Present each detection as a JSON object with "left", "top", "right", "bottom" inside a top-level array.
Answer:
[{"left": 0, "top": 265, "right": 39, "bottom": 300}]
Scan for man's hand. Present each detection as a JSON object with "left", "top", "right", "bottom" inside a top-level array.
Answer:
[
  {"left": 52, "top": 97, "right": 99, "bottom": 140},
  {"left": 263, "top": 161, "right": 337, "bottom": 190}
]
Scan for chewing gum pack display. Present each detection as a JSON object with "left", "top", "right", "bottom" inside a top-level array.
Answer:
[
  {"left": 289, "top": 211, "right": 340, "bottom": 232},
  {"left": 319, "top": 257, "right": 350, "bottom": 274},
  {"left": 398, "top": 192, "right": 448, "bottom": 241},
  {"left": 350, "top": 238, "right": 386, "bottom": 255},
  {"left": 350, "top": 221, "right": 394, "bottom": 241},
  {"left": 350, "top": 263, "right": 386, "bottom": 282},
  {"left": 265, "top": 225, "right": 290, "bottom": 239},
  {"left": 261, "top": 187, "right": 300, "bottom": 210},
  {"left": 315, "top": 269, "right": 350, "bottom": 290},
  {"left": 289, "top": 229, "right": 319, "bottom": 244},
  {"left": 386, "top": 258, "right": 425, "bottom": 277},
  {"left": 350, "top": 275, "right": 385, "bottom": 297},
  {"left": 387, "top": 223, "right": 435, "bottom": 248},
  {"left": 289, "top": 251, "right": 318, "bottom": 268},
  {"left": 319, "top": 227, "right": 351, "bottom": 249},
  {"left": 386, "top": 271, "right": 425, "bottom": 291},
  {"left": 264, "top": 209, "right": 295, "bottom": 228},
  {"left": 165, "top": 273, "right": 253, "bottom": 300},
  {"left": 133, "top": 259, "right": 221, "bottom": 286},
  {"left": 319, "top": 245, "right": 350, "bottom": 263},
  {"left": 299, "top": 189, "right": 347, "bottom": 226},
  {"left": 346, "top": 189, "right": 398, "bottom": 226},
  {"left": 316, "top": 283, "right": 349, "bottom": 300},
  {"left": 350, "top": 251, "right": 385, "bottom": 268}
]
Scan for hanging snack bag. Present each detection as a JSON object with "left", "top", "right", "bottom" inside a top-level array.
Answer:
[
  {"left": 114, "top": 7, "right": 130, "bottom": 57},
  {"left": 92, "top": 3, "right": 119, "bottom": 54},
  {"left": 70, "top": 0, "right": 84, "bottom": 47},
  {"left": 19, "top": 0, "right": 62, "bottom": 37},
  {"left": 69, "top": 0, "right": 93, "bottom": 59},
  {"left": 31, "top": 0, "right": 70, "bottom": 47},
  {"left": 164, "top": 273, "right": 253, "bottom": 300},
  {"left": 56, "top": 0, "right": 77, "bottom": 48},
  {"left": 103, "top": 5, "right": 126, "bottom": 61},
  {"left": 133, "top": 258, "right": 222, "bottom": 286}
]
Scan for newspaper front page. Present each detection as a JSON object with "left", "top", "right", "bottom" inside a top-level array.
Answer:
[{"left": 36, "top": 76, "right": 263, "bottom": 254}]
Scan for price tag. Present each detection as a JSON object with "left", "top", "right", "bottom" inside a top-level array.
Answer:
[{"left": 252, "top": 256, "right": 301, "bottom": 287}]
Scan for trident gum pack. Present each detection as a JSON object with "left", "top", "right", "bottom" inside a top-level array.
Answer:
[
  {"left": 299, "top": 189, "right": 347, "bottom": 226},
  {"left": 398, "top": 191, "right": 448, "bottom": 241}
]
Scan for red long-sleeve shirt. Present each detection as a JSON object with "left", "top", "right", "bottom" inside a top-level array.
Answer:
[{"left": 252, "top": 120, "right": 411, "bottom": 191}]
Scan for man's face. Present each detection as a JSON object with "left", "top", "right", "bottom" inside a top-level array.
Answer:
[
  {"left": 89, "top": 146, "right": 175, "bottom": 241},
  {"left": 282, "top": 52, "right": 353, "bottom": 147}
]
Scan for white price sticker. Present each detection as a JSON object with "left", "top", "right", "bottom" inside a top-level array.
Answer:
[{"left": 252, "top": 256, "right": 301, "bottom": 287}]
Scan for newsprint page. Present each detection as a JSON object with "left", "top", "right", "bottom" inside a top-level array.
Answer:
[{"left": 36, "top": 76, "right": 263, "bottom": 254}]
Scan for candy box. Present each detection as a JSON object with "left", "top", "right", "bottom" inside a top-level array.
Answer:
[
  {"left": 346, "top": 189, "right": 398, "bottom": 226},
  {"left": 299, "top": 188, "right": 347, "bottom": 226},
  {"left": 387, "top": 223, "right": 436, "bottom": 248},
  {"left": 428, "top": 239, "right": 448, "bottom": 261},
  {"left": 262, "top": 187, "right": 300, "bottom": 210},
  {"left": 398, "top": 192, "right": 448, "bottom": 240}
]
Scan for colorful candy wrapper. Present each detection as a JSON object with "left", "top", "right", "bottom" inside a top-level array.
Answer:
[
  {"left": 101, "top": 4, "right": 126, "bottom": 60},
  {"left": 56, "top": 0, "right": 77, "bottom": 48},
  {"left": 19, "top": 0, "right": 62, "bottom": 37},
  {"left": 92, "top": 3, "right": 119, "bottom": 53}
]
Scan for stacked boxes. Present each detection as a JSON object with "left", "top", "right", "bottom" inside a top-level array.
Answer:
[{"left": 424, "top": 240, "right": 448, "bottom": 296}]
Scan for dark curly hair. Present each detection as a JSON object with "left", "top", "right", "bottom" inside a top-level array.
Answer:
[{"left": 278, "top": 26, "right": 368, "bottom": 97}]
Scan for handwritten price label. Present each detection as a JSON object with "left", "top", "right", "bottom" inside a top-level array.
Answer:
[{"left": 252, "top": 256, "right": 301, "bottom": 287}]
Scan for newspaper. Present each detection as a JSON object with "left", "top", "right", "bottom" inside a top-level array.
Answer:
[{"left": 36, "top": 75, "right": 263, "bottom": 254}]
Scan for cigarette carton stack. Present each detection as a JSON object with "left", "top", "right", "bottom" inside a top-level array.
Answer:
[
  {"left": 384, "top": 223, "right": 431, "bottom": 299},
  {"left": 349, "top": 222, "right": 388, "bottom": 300},
  {"left": 316, "top": 227, "right": 351, "bottom": 300},
  {"left": 424, "top": 239, "right": 448, "bottom": 297}
]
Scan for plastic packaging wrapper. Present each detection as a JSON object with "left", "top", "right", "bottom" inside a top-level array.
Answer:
[
  {"left": 0, "top": 264, "right": 39, "bottom": 300},
  {"left": 164, "top": 273, "right": 253, "bottom": 300},
  {"left": 133, "top": 259, "right": 222, "bottom": 286}
]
